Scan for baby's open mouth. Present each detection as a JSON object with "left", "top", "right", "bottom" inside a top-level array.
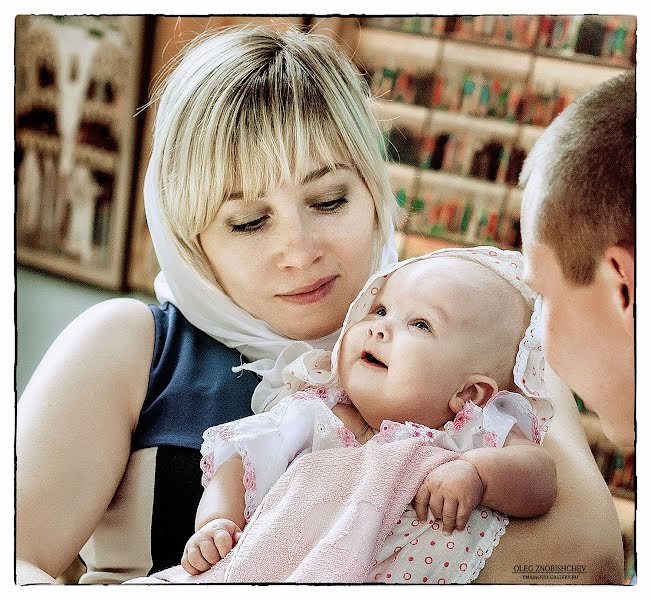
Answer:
[{"left": 361, "top": 351, "right": 387, "bottom": 369}]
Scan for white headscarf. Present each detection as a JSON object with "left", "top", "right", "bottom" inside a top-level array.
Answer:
[
  {"left": 143, "top": 158, "right": 398, "bottom": 414},
  {"left": 273, "top": 246, "right": 553, "bottom": 425}
]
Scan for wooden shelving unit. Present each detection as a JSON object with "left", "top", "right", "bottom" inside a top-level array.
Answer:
[{"left": 347, "top": 17, "right": 633, "bottom": 259}]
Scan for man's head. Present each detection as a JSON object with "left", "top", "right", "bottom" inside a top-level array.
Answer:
[{"left": 520, "top": 71, "right": 635, "bottom": 449}]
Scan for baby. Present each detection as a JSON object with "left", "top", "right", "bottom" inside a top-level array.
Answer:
[{"left": 182, "top": 247, "right": 556, "bottom": 583}]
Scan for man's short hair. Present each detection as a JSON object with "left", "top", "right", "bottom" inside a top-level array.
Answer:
[{"left": 520, "top": 70, "right": 635, "bottom": 285}]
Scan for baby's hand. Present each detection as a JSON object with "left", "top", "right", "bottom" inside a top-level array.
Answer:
[
  {"left": 181, "top": 518, "right": 243, "bottom": 575},
  {"left": 413, "top": 459, "right": 484, "bottom": 536}
]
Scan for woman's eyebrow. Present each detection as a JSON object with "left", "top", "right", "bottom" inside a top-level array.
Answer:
[
  {"left": 300, "top": 163, "right": 350, "bottom": 186},
  {"left": 226, "top": 164, "right": 351, "bottom": 201}
]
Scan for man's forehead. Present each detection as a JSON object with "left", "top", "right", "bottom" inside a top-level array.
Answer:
[{"left": 522, "top": 163, "right": 548, "bottom": 223}]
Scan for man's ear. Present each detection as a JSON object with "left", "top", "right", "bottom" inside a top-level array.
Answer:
[
  {"left": 604, "top": 244, "right": 635, "bottom": 338},
  {"left": 449, "top": 375, "right": 499, "bottom": 413}
]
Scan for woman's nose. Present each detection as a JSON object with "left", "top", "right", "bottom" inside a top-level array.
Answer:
[{"left": 276, "top": 218, "right": 322, "bottom": 270}]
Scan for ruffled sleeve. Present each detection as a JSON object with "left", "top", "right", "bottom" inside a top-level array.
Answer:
[
  {"left": 481, "top": 390, "right": 546, "bottom": 445},
  {"left": 377, "top": 391, "right": 545, "bottom": 452},
  {"left": 200, "top": 386, "right": 343, "bottom": 521}
]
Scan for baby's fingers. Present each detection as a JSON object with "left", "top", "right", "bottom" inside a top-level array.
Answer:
[
  {"left": 199, "top": 538, "right": 220, "bottom": 565},
  {"left": 184, "top": 543, "right": 213, "bottom": 574},
  {"left": 413, "top": 484, "right": 431, "bottom": 522},
  {"left": 442, "top": 497, "right": 459, "bottom": 536},
  {"left": 214, "top": 529, "right": 234, "bottom": 558},
  {"left": 455, "top": 503, "right": 474, "bottom": 532},
  {"left": 181, "top": 546, "right": 201, "bottom": 575}
]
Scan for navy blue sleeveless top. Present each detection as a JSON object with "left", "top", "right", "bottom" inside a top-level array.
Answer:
[
  {"left": 131, "top": 302, "right": 258, "bottom": 574},
  {"left": 132, "top": 302, "right": 257, "bottom": 451}
]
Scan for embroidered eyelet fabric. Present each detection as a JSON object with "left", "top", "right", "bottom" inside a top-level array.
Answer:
[
  {"left": 197, "top": 387, "right": 542, "bottom": 582},
  {"left": 367, "top": 505, "right": 508, "bottom": 584}
]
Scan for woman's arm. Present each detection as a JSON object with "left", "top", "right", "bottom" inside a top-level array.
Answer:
[
  {"left": 16, "top": 299, "right": 154, "bottom": 583},
  {"left": 461, "top": 428, "right": 557, "bottom": 517},
  {"left": 473, "top": 369, "right": 624, "bottom": 584}
]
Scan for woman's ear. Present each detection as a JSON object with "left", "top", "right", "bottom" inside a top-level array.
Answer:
[
  {"left": 604, "top": 244, "right": 635, "bottom": 338},
  {"left": 449, "top": 375, "right": 499, "bottom": 413}
]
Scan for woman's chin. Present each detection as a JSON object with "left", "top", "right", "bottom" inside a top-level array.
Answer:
[{"left": 274, "top": 319, "right": 342, "bottom": 342}]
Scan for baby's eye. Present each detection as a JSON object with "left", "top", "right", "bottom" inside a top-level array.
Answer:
[
  {"left": 412, "top": 320, "right": 430, "bottom": 332},
  {"left": 374, "top": 306, "right": 387, "bottom": 317}
]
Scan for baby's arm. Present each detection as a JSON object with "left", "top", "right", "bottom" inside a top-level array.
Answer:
[
  {"left": 414, "top": 427, "right": 556, "bottom": 534},
  {"left": 181, "top": 454, "right": 246, "bottom": 575},
  {"left": 182, "top": 393, "right": 329, "bottom": 574},
  {"left": 461, "top": 426, "right": 557, "bottom": 518}
]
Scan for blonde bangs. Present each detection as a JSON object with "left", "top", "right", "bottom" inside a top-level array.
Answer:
[
  {"left": 154, "top": 26, "right": 399, "bottom": 278},
  {"left": 227, "top": 95, "right": 354, "bottom": 207}
]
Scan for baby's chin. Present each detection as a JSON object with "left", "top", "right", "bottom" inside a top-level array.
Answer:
[{"left": 339, "top": 386, "right": 379, "bottom": 427}]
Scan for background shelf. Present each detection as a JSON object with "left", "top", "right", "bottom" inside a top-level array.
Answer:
[{"left": 347, "top": 17, "right": 633, "bottom": 259}]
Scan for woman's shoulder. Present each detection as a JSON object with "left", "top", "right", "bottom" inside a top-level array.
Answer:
[
  {"left": 79, "top": 297, "right": 154, "bottom": 329},
  {"left": 49, "top": 298, "right": 156, "bottom": 422},
  {"left": 133, "top": 301, "right": 260, "bottom": 450},
  {"left": 62, "top": 299, "right": 154, "bottom": 364}
]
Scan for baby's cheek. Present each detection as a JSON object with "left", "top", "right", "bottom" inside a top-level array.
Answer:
[
  {"left": 338, "top": 327, "right": 363, "bottom": 371},
  {"left": 337, "top": 341, "right": 353, "bottom": 385}
]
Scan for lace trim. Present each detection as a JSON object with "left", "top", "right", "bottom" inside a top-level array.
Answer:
[
  {"left": 238, "top": 443, "right": 258, "bottom": 522},
  {"left": 200, "top": 388, "right": 353, "bottom": 522},
  {"left": 378, "top": 393, "right": 540, "bottom": 453},
  {"left": 493, "top": 392, "right": 542, "bottom": 445},
  {"left": 462, "top": 513, "right": 509, "bottom": 584}
]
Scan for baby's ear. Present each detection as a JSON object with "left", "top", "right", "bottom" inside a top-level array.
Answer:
[{"left": 449, "top": 375, "right": 499, "bottom": 413}]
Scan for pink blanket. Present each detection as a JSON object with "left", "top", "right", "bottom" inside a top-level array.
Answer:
[{"left": 128, "top": 438, "right": 456, "bottom": 584}]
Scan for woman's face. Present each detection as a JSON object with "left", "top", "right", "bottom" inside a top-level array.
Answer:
[{"left": 199, "top": 162, "right": 377, "bottom": 340}]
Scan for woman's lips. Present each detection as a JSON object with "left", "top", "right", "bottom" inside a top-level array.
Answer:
[{"left": 277, "top": 276, "right": 337, "bottom": 305}]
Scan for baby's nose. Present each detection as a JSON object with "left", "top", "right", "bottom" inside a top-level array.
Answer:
[{"left": 368, "top": 326, "right": 385, "bottom": 340}]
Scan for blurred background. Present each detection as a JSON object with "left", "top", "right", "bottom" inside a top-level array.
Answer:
[{"left": 15, "top": 15, "right": 635, "bottom": 581}]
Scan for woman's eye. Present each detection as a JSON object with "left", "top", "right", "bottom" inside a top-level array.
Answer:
[
  {"left": 374, "top": 306, "right": 387, "bottom": 317},
  {"left": 313, "top": 197, "right": 348, "bottom": 212},
  {"left": 412, "top": 320, "right": 430, "bottom": 332},
  {"left": 230, "top": 215, "right": 269, "bottom": 233}
]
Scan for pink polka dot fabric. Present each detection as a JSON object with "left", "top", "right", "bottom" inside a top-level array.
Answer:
[{"left": 367, "top": 506, "right": 508, "bottom": 584}]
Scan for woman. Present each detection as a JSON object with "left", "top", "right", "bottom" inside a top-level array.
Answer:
[{"left": 16, "top": 26, "right": 623, "bottom": 584}]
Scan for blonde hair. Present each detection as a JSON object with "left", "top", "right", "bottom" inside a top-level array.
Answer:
[{"left": 149, "top": 25, "right": 398, "bottom": 280}]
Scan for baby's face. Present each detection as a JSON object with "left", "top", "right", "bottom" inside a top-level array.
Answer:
[{"left": 338, "top": 258, "right": 499, "bottom": 431}]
